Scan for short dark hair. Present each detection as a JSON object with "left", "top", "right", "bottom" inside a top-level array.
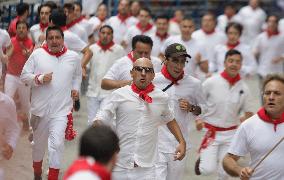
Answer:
[
  {"left": 132, "top": 35, "right": 153, "bottom": 50},
  {"left": 80, "top": 125, "right": 120, "bottom": 164},
  {"left": 73, "top": 2, "right": 83, "bottom": 12},
  {"left": 37, "top": 3, "right": 52, "bottom": 15},
  {"left": 202, "top": 11, "right": 216, "bottom": 21},
  {"left": 266, "top": 14, "right": 280, "bottom": 23},
  {"left": 16, "top": 3, "right": 29, "bottom": 16},
  {"left": 49, "top": 9, "right": 66, "bottom": 27},
  {"left": 225, "top": 22, "right": 243, "bottom": 35},
  {"left": 225, "top": 49, "right": 242, "bottom": 60},
  {"left": 16, "top": 20, "right": 29, "bottom": 29},
  {"left": 262, "top": 74, "right": 284, "bottom": 92},
  {"left": 99, "top": 25, "right": 113, "bottom": 34},
  {"left": 46, "top": 25, "right": 64, "bottom": 39},
  {"left": 155, "top": 14, "right": 169, "bottom": 21},
  {"left": 139, "top": 7, "right": 152, "bottom": 17},
  {"left": 63, "top": 3, "right": 74, "bottom": 11},
  {"left": 44, "top": 1, "right": 58, "bottom": 10}
]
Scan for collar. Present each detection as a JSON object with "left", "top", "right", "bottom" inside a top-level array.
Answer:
[
  {"left": 92, "top": 162, "right": 111, "bottom": 180},
  {"left": 221, "top": 70, "right": 241, "bottom": 86},
  {"left": 127, "top": 51, "right": 136, "bottom": 63},
  {"left": 117, "top": 13, "right": 130, "bottom": 23},
  {"left": 156, "top": 32, "right": 168, "bottom": 41},
  {"left": 170, "top": 17, "right": 179, "bottom": 23},
  {"left": 226, "top": 41, "right": 240, "bottom": 49},
  {"left": 131, "top": 83, "right": 155, "bottom": 103},
  {"left": 42, "top": 43, "right": 67, "bottom": 58},
  {"left": 202, "top": 28, "right": 215, "bottom": 35},
  {"left": 136, "top": 22, "right": 153, "bottom": 33},
  {"left": 266, "top": 29, "right": 279, "bottom": 38},
  {"left": 161, "top": 65, "right": 184, "bottom": 85},
  {"left": 257, "top": 107, "right": 284, "bottom": 132},
  {"left": 97, "top": 40, "right": 114, "bottom": 51},
  {"left": 39, "top": 22, "right": 48, "bottom": 32}
]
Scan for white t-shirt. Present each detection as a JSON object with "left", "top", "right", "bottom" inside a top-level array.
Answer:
[
  {"left": 153, "top": 73, "right": 207, "bottom": 152},
  {"left": 82, "top": 0, "right": 102, "bottom": 16},
  {"left": 64, "top": 30, "right": 87, "bottom": 53},
  {"left": 87, "top": 43, "right": 124, "bottom": 98},
  {"left": 228, "top": 114, "right": 284, "bottom": 180},
  {"left": 78, "top": 18, "right": 94, "bottom": 37},
  {"left": 202, "top": 74, "right": 254, "bottom": 128},
  {"left": 0, "top": 29, "right": 12, "bottom": 79},
  {"left": 216, "top": 14, "right": 238, "bottom": 33},
  {"left": 30, "top": 24, "right": 47, "bottom": 45},
  {"left": 168, "top": 20, "right": 181, "bottom": 36},
  {"left": 150, "top": 33, "right": 169, "bottom": 57},
  {"left": 95, "top": 85, "right": 174, "bottom": 168},
  {"left": 88, "top": 16, "right": 107, "bottom": 41},
  {"left": 20, "top": 48, "right": 82, "bottom": 118},
  {"left": 68, "top": 23, "right": 88, "bottom": 43}
]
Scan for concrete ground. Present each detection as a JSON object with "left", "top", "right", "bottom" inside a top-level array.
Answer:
[{"left": 1, "top": 76, "right": 261, "bottom": 180}]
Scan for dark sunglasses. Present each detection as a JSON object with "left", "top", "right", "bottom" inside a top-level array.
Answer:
[{"left": 132, "top": 66, "right": 154, "bottom": 73}]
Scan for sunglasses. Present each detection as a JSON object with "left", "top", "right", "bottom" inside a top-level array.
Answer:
[{"left": 132, "top": 66, "right": 154, "bottom": 73}]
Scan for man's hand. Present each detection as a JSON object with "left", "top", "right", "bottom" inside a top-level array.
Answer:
[
  {"left": 178, "top": 98, "right": 191, "bottom": 112},
  {"left": 195, "top": 119, "right": 204, "bottom": 131},
  {"left": 174, "top": 141, "right": 186, "bottom": 161},
  {"left": 1, "top": 54, "right": 9, "bottom": 64},
  {"left": 43, "top": 72, "right": 53, "bottom": 84},
  {"left": 71, "top": 90, "right": 79, "bottom": 100},
  {"left": 239, "top": 167, "right": 253, "bottom": 180},
  {"left": 2, "top": 142, "right": 13, "bottom": 160},
  {"left": 272, "top": 56, "right": 284, "bottom": 64}
]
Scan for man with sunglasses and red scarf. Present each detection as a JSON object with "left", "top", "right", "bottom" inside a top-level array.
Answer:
[
  {"left": 195, "top": 49, "right": 254, "bottom": 180},
  {"left": 93, "top": 57, "right": 186, "bottom": 180},
  {"left": 153, "top": 43, "right": 207, "bottom": 180},
  {"left": 223, "top": 74, "right": 284, "bottom": 180}
]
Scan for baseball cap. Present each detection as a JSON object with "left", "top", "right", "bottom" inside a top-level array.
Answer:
[{"left": 165, "top": 43, "right": 191, "bottom": 58}]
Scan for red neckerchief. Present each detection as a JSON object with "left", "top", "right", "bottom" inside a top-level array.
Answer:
[
  {"left": 257, "top": 107, "right": 284, "bottom": 132},
  {"left": 127, "top": 51, "right": 136, "bottom": 63},
  {"left": 266, "top": 29, "right": 279, "bottom": 38},
  {"left": 161, "top": 65, "right": 184, "bottom": 85},
  {"left": 131, "top": 83, "right": 154, "bottom": 103},
  {"left": 221, "top": 71, "right": 241, "bottom": 86},
  {"left": 97, "top": 41, "right": 114, "bottom": 51},
  {"left": 39, "top": 22, "right": 48, "bottom": 32},
  {"left": 66, "top": 16, "right": 85, "bottom": 29},
  {"left": 156, "top": 32, "right": 168, "bottom": 41},
  {"left": 42, "top": 43, "right": 67, "bottom": 57},
  {"left": 16, "top": 35, "right": 28, "bottom": 42},
  {"left": 63, "top": 158, "right": 111, "bottom": 180},
  {"left": 136, "top": 22, "right": 153, "bottom": 34},
  {"left": 60, "top": 26, "right": 68, "bottom": 32},
  {"left": 226, "top": 41, "right": 240, "bottom": 50},
  {"left": 202, "top": 28, "right": 215, "bottom": 35},
  {"left": 170, "top": 17, "right": 178, "bottom": 23},
  {"left": 117, "top": 13, "right": 130, "bottom": 23}
]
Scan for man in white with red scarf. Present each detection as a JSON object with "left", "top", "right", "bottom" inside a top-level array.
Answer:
[
  {"left": 153, "top": 43, "right": 207, "bottom": 180},
  {"left": 223, "top": 74, "right": 284, "bottom": 180},
  {"left": 20, "top": 26, "right": 82, "bottom": 180},
  {"left": 0, "top": 91, "right": 20, "bottom": 179},
  {"left": 195, "top": 49, "right": 254, "bottom": 180},
  {"left": 64, "top": 125, "right": 120, "bottom": 180},
  {"left": 82, "top": 25, "right": 124, "bottom": 124},
  {"left": 94, "top": 57, "right": 186, "bottom": 180}
]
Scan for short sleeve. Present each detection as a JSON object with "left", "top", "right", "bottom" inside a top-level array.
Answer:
[{"left": 228, "top": 124, "right": 249, "bottom": 157}]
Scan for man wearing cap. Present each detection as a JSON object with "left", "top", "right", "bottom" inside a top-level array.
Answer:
[
  {"left": 195, "top": 49, "right": 254, "bottom": 180},
  {"left": 153, "top": 43, "right": 207, "bottom": 180}
]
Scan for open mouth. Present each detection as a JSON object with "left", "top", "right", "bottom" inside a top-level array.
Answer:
[{"left": 140, "top": 79, "right": 146, "bottom": 83}]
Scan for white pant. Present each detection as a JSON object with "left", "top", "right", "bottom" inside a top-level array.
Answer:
[
  {"left": 4, "top": 74, "right": 30, "bottom": 113},
  {"left": 199, "top": 130, "right": 235, "bottom": 180},
  {"left": 155, "top": 151, "right": 187, "bottom": 180},
  {"left": 87, "top": 96, "right": 107, "bottom": 125},
  {"left": 112, "top": 166, "right": 155, "bottom": 180},
  {"left": 32, "top": 115, "right": 67, "bottom": 169}
]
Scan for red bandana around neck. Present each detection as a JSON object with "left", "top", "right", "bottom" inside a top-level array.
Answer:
[
  {"left": 117, "top": 13, "right": 130, "bottom": 23},
  {"left": 66, "top": 16, "right": 84, "bottom": 29},
  {"left": 156, "top": 32, "right": 168, "bottom": 41},
  {"left": 127, "top": 51, "right": 136, "bottom": 63},
  {"left": 226, "top": 41, "right": 240, "bottom": 50},
  {"left": 221, "top": 71, "right": 241, "bottom": 86},
  {"left": 39, "top": 22, "right": 48, "bottom": 32},
  {"left": 266, "top": 29, "right": 279, "bottom": 38},
  {"left": 42, "top": 43, "right": 67, "bottom": 57},
  {"left": 60, "top": 26, "right": 68, "bottom": 32},
  {"left": 170, "top": 17, "right": 178, "bottom": 23},
  {"left": 136, "top": 22, "right": 153, "bottom": 34},
  {"left": 161, "top": 65, "right": 184, "bottom": 85},
  {"left": 202, "top": 28, "right": 215, "bottom": 35},
  {"left": 257, "top": 107, "right": 284, "bottom": 132},
  {"left": 16, "top": 35, "right": 28, "bottom": 42},
  {"left": 97, "top": 40, "right": 114, "bottom": 51},
  {"left": 131, "top": 83, "right": 154, "bottom": 103}
]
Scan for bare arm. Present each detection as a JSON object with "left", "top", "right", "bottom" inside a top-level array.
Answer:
[
  {"left": 101, "top": 78, "right": 132, "bottom": 90},
  {"left": 81, "top": 46, "right": 93, "bottom": 78},
  {"left": 240, "top": 112, "right": 254, "bottom": 123}
]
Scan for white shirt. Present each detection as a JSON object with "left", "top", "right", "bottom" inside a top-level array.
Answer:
[
  {"left": 20, "top": 48, "right": 82, "bottom": 118},
  {"left": 0, "top": 29, "right": 11, "bottom": 79},
  {"left": 0, "top": 92, "right": 20, "bottom": 152},
  {"left": 103, "top": 55, "right": 162, "bottom": 81},
  {"left": 168, "top": 20, "right": 181, "bottom": 36},
  {"left": 95, "top": 85, "right": 174, "bottom": 168},
  {"left": 106, "top": 16, "right": 138, "bottom": 44},
  {"left": 88, "top": 16, "right": 107, "bottom": 41},
  {"left": 192, "top": 29, "right": 227, "bottom": 64},
  {"left": 87, "top": 43, "right": 124, "bottom": 98},
  {"left": 68, "top": 23, "right": 89, "bottom": 43},
  {"left": 78, "top": 18, "right": 94, "bottom": 37},
  {"left": 228, "top": 114, "right": 284, "bottom": 180},
  {"left": 150, "top": 33, "right": 168, "bottom": 57},
  {"left": 212, "top": 43, "right": 257, "bottom": 76},
  {"left": 234, "top": 6, "right": 266, "bottom": 45},
  {"left": 279, "top": 18, "right": 284, "bottom": 34},
  {"left": 216, "top": 14, "right": 238, "bottom": 33},
  {"left": 64, "top": 30, "right": 87, "bottom": 53},
  {"left": 202, "top": 74, "right": 254, "bottom": 128},
  {"left": 82, "top": 0, "right": 102, "bottom": 16},
  {"left": 161, "top": 35, "right": 208, "bottom": 80},
  {"left": 252, "top": 32, "right": 284, "bottom": 77},
  {"left": 30, "top": 24, "right": 47, "bottom": 45},
  {"left": 153, "top": 73, "right": 207, "bottom": 152}
]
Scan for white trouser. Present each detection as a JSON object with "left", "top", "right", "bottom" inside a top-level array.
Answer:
[
  {"left": 86, "top": 96, "right": 107, "bottom": 125},
  {"left": 199, "top": 130, "right": 235, "bottom": 180},
  {"left": 4, "top": 74, "right": 30, "bottom": 113},
  {"left": 155, "top": 151, "right": 188, "bottom": 180},
  {"left": 112, "top": 166, "right": 155, "bottom": 180},
  {"left": 32, "top": 115, "right": 67, "bottom": 169}
]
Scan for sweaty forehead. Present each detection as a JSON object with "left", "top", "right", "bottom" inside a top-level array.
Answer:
[
  {"left": 265, "top": 80, "right": 284, "bottom": 92},
  {"left": 133, "top": 58, "right": 153, "bottom": 68}
]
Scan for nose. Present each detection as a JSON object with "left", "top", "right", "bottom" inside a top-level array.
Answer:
[
  {"left": 269, "top": 93, "right": 275, "bottom": 100},
  {"left": 141, "top": 69, "right": 146, "bottom": 76}
]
